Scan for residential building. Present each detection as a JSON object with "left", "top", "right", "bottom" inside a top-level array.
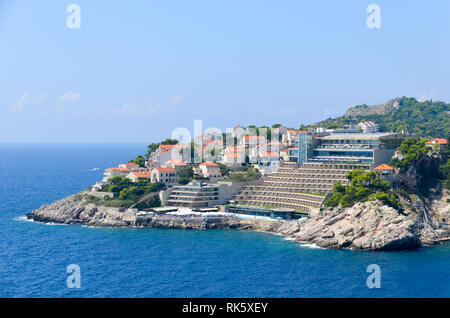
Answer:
[
  {"left": 119, "top": 162, "right": 142, "bottom": 171},
  {"left": 357, "top": 121, "right": 378, "bottom": 133},
  {"left": 103, "top": 167, "right": 129, "bottom": 182},
  {"left": 374, "top": 163, "right": 395, "bottom": 183},
  {"left": 426, "top": 138, "right": 448, "bottom": 148},
  {"left": 241, "top": 135, "right": 266, "bottom": 148},
  {"left": 127, "top": 171, "right": 151, "bottom": 183},
  {"left": 198, "top": 162, "right": 221, "bottom": 180},
  {"left": 256, "top": 152, "right": 280, "bottom": 175},
  {"left": 151, "top": 167, "right": 178, "bottom": 186},
  {"left": 165, "top": 160, "right": 187, "bottom": 171},
  {"left": 282, "top": 130, "right": 307, "bottom": 147},
  {"left": 155, "top": 144, "right": 187, "bottom": 166}
]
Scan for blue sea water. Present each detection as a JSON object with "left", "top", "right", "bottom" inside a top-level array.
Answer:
[{"left": 0, "top": 143, "right": 449, "bottom": 298}]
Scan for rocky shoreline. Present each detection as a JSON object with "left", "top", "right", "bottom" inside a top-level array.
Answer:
[{"left": 26, "top": 191, "right": 450, "bottom": 251}]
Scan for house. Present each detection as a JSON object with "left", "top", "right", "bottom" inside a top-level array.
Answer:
[
  {"left": 282, "top": 130, "right": 307, "bottom": 147},
  {"left": 155, "top": 144, "right": 187, "bottom": 166},
  {"left": 241, "top": 135, "right": 266, "bottom": 148},
  {"left": 151, "top": 167, "right": 178, "bottom": 186},
  {"left": 374, "top": 163, "right": 395, "bottom": 183},
  {"left": 231, "top": 125, "right": 246, "bottom": 139},
  {"left": 198, "top": 161, "right": 222, "bottom": 180},
  {"left": 119, "top": 162, "right": 142, "bottom": 171},
  {"left": 103, "top": 167, "right": 129, "bottom": 182},
  {"left": 257, "top": 152, "right": 280, "bottom": 175},
  {"left": 222, "top": 152, "right": 244, "bottom": 167},
  {"left": 165, "top": 160, "right": 187, "bottom": 171},
  {"left": 357, "top": 121, "right": 378, "bottom": 133},
  {"left": 127, "top": 171, "right": 151, "bottom": 183},
  {"left": 222, "top": 146, "right": 245, "bottom": 167},
  {"left": 426, "top": 138, "right": 448, "bottom": 148}
]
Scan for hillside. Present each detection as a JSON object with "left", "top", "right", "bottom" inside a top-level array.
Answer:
[{"left": 313, "top": 97, "right": 450, "bottom": 138}]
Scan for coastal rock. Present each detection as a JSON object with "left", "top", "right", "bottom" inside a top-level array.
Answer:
[
  {"left": 294, "top": 201, "right": 423, "bottom": 251},
  {"left": 26, "top": 191, "right": 450, "bottom": 251}
]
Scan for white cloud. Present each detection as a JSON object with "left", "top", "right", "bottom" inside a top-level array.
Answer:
[
  {"left": 11, "top": 92, "right": 29, "bottom": 113},
  {"left": 169, "top": 93, "right": 186, "bottom": 106},
  {"left": 59, "top": 91, "right": 80, "bottom": 104},
  {"left": 31, "top": 93, "right": 47, "bottom": 103}
]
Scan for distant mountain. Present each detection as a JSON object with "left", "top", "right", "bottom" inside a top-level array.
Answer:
[{"left": 313, "top": 97, "right": 450, "bottom": 138}]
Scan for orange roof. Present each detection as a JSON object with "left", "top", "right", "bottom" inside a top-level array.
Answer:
[
  {"left": 224, "top": 153, "right": 242, "bottom": 158},
  {"left": 122, "top": 162, "right": 139, "bottom": 166},
  {"left": 106, "top": 167, "right": 129, "bottom": 172},
  {"left": 205, "top": 140, "right": 223, "bottom": 146},
  {"left": 132, "top": 171, "right": 151, "bottom": 178},
  {"left": 159, "top": 144, "right": 186, "bottom": 150},
  {"left": 226, "top": 146, "right": 244, "bottom": 152},
  {"left": 156, "top": 167, "right": 176, "bottom": 173},
  {"left": 168, "top": 160, "right": 186, "bottom": 166},
  {"left": 200, "top": 161, "right": 218, "bottom": 166},
  {"left": 374, "top": 164, "right": 394, "bottom": 171},
  {"left": 244, "top": 136, "right": 265, "bottom": 141},
  {"left": 260, "top": 152, "right": 279, "bottom": 157},
  {"left": 288, "top": 130, "right": 308, "bottom": 134},
  {"left": 426, "top": 138, "right": 448, "bottom": 145}
]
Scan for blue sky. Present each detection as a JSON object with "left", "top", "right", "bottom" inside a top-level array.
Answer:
[{"left": 1, "top": 0, "right": 449, "bottom": 142}]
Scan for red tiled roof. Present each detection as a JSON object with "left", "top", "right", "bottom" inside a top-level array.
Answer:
[
  {"left": 156, "top": 167, "right": 176, "bottom": 173},
  {"left": 374, "top": 164, "right": 394, "bottom": 171},
  {"left": 132, "top": 171, "right": 151, "bottom": 178},
  {"left": 200, "top": 161, "right": 218, "bottom": 166},
  {"left": 106, "top": 167, "right": 129, "bottom": 172},
  {"left": 159, "top": 144, "right": 186, "bottom": 150},
  {"left": 260, "top": 152, "right": 279, "bottom": 157},
  {"left": 225, "top": 146, "right": 244, "bottom": 152},
  {"left": 426, "top": 138, "right": 448, "bottom": 145},
  {"left": 224, "top": 153, "right": 242, "bottom": 158},
  {"left": 244, "top": 136, "right": 265, "bottom": 141},
  {"left": 168, "top": 160, "right": 186, "bottom": 166},
  {"left": 125, "top": 162, "right": 139, "bottom": 166},
  {"left": 288, "top": 130, "right": 307, "bottom": 134}
]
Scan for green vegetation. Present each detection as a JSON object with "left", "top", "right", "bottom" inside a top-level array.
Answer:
[
  {"left": 129, "top": 155, "right": 146, "bottom": 167},
  {"left": 441, "top": 157, "right": 450, "bottom": 190},
  {"left": 95, "top": 176, "right": 165, "bottom": 208},
  {"left": 315, "top": 97, "right": 450, "bottom": 138},
  {"left": 178, "top": 166, "right": 194, "bottom": 185},
  {"left": 389, "top": 138, "right": 430, "bottom": 172},
  {"left": 298, "top": 192, "right": 327, "bottom": 197},
  {"left": 218, "top": 163, "right": 230, "bottom": 176},
  {"left": 221, "top": 168, "right": 262, "bottom": 182},
  {"left": 325, "top": 169, "right": 401, "bottom": 211},
  {"left": 145, "top": 138, "right": 179, "bottom": 159}
]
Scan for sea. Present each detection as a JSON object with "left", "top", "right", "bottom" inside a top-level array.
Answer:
[{"left": 0, "top": 143, "right": 448, "bottom": 298}]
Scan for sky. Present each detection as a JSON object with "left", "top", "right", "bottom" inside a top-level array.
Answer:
[{"left": 1, "top": 0, "right": 450, "bottom": 143}]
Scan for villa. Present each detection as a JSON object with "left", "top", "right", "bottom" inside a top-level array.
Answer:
[
  {"left": 155, "top": 144, "right": 187, "bottom": 166},
  {"left": 103, "top": 167, "right": 129, "bottom": 182},
  {"left": 165, "top": 160, "right": 187, "bottom": 171},
  {"left": 198, "top": 162, "right": 222, "bottom": 181},
  {"left": 127, "top": 171, "right": 151, "bottom": 182},
  {"left": 151, "top": 167, "right": 178, "bottom": 186}
]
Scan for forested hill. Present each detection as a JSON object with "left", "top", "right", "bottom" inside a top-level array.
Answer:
[{"left": 313, "top": 97, "right": 450, "bottom": 138}]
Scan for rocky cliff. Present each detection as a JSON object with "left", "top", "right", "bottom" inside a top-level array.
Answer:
[{"left": 27, "top": 191, "right": 450, "bottom": 251}]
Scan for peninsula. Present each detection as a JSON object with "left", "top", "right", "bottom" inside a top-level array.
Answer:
[{"left": 27, "top": 97, "right": 450, "bottom": 251}]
